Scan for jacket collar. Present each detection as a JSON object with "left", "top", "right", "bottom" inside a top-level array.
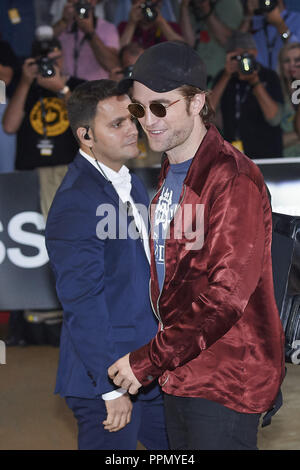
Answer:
[
  {"left": 159, "top": 125, "right": 224, "bottom": 195},
  {"left": 72, "top": 152, "right": 147, "bottom": 207},
  {"left": 72, "top": 152, "right": 120, "bottom": 205}
]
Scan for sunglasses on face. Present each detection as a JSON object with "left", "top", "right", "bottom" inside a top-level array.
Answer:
[{"left": 128, "top": 98, "right": 184, "bottom": 119}]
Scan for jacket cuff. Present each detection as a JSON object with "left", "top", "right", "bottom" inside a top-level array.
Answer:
[{"left": 129, "top": 343, "right": 162, "bottom": 386}]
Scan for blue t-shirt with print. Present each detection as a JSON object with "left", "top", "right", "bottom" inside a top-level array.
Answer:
[{"left": 154, "top": 157, "right": 193, "bottom": 292}]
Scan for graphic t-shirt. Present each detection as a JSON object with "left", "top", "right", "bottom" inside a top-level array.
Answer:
[
  {"left": 15, "top": 76, "right": 83, "bottom": 170},
  {"left": 154, "top": 157, "right": 193, "bottom": 291}
]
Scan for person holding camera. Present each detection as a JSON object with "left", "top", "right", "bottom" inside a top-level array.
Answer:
[
  {"left": 52, "top": 0, "right": 120, "bottom": 80},
  {"left": 2, "top": 38, "right": 84, "bottom": 171},
  {"left": 239, "top": 0, "right": 300, "bottom": 70},
  {"left": 118, "top": 0, "right": 184, "bottom": 50},
  {"left": 210, "top": 31, "right": 284, "bottom": 158},
  {"left": 180, "top": 0, "right": 244, "bottom": 88}
]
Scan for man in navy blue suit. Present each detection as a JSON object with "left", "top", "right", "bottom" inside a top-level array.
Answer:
[{"left": 45, "top": 79, "right": 169, "bottom": 450}]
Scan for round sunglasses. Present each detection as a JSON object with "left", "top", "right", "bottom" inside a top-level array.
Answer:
[{"left": 128, "top": 98, "right": 184, "bottom": 119}]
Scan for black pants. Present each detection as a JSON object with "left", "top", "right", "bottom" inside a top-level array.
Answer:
[{"left": 164, "top": 394, "right": 260, "bottom": 450}]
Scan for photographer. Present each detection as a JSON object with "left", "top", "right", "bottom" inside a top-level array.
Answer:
[
  {"left": 210, "top": 31, "right": 284, "bottom": 158},
  {"left": 2, "top": 37, "right": 84, "bottom": 171},
  {"left": 180, "top": 0, "right": 244, "bottom": 87},
  {"left": 52, "top": 0, "right": 120, "bottom": 80},
  {"left": 118, "top": 0, "right": 184, "bottom": 49},
  {"left": 239, "top": 0, "right": 300, "bottom": 70}
]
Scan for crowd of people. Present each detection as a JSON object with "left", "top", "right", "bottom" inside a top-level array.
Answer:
[{"left": 0, "top": 0, "right": 299, "bottom": 175}]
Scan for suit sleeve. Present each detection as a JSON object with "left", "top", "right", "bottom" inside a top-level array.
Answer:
[
  {"left": 45, "top": 189, "right": 120, "bottom": 395},
  {"left": 130, "top": 173, "right": 266, "bottom": 384}
]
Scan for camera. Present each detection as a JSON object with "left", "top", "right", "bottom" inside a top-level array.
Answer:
[
  {"left": 255, "top": 0, "right": 278, "bottom": 14},
  {"left": 122, "top": 65, "right": 134, "bottom": 79},
  {"left": 35, "top": 56, "right": 56, "bottom": 78},
  {"left": 140, "top": 1, "right": 158, "bottom": 23},
  {"left": 232, "top": 53, "right": 258, "bottom": 75},
  {"left": 32, "top": 38, "right": 61, "bottom": 78},
  {"left": 74, "top": 0, "right": 91, "bottom": 19}
]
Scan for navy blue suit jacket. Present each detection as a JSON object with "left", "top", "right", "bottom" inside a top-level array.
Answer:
[{"left": 45, "top": 153, "right": 159, "bottom": 400}]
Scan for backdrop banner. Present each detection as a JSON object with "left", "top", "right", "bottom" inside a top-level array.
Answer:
[{"left": 0, "top": 171, "right": 60, "bottom": 311}]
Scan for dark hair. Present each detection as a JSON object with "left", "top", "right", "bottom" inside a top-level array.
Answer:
[
  {"left": 67, "top": 79, "right": 121, "bottom": 142},
  {"left": 178, "top": 85, "right": 215, "bottom": 124}
]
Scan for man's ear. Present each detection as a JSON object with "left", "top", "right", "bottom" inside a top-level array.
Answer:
[
  {"left": 77, "top": 127, "right": 92, "bottom": 147},
  {"left": 189, "top": 93, "right": 206, "bottom": 116}
]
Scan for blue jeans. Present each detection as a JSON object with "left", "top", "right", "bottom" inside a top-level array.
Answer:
[{"left": 164, "top": 394, "right": 261, "bottom": 450}]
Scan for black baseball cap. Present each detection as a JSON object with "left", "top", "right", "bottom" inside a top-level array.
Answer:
[{"left": 118, "top": 41, "right": 207, "bottom": 94}]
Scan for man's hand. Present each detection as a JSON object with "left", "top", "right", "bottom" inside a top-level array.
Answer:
[
  {"left": 265, "top": 5, "right": 284, "bottom": 27},
  {"left": 103, "top": 393, "right": 133, "bottom": 432},
  {"left": 61, "top": 0, "right": 76, "bottom": 25},
  {"left": 76, "top": 6, "right": 95, "bottom": 35},
  {"left": 128, "top": 0, "right": 144, "bottom": 26},
  {"left": 224, "top": 51, "right": 240, "bottom": 78},
  {"left": 245, "top": 0, "right": 259, "bottom": 16},
  {"left": 21, "top": 58, "right": 39, "bottom": 86},
  {"left": 108, "top": 353, "right": 142, "bottom": 395},
  {"left": 238, "top": 69, "right": 260, "bottom": 84},
  {"left": 37, "top": 51, "right": 67, "bottom": 93}
]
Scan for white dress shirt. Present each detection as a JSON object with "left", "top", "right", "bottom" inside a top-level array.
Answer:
[{"left": 79, "top": 149, "right": 150, "bottom": 401}]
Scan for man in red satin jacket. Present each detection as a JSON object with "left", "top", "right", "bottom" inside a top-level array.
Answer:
[{"left": 108, "top": 41, "right": 286, "bottom": 450}]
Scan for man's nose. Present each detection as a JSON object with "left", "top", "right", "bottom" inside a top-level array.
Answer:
[
  {"left": 143, "top": 106, "right": 160, "bottom": 128},
  {"left": 128, "top": 117, "right": 139, "bottom": 136}
]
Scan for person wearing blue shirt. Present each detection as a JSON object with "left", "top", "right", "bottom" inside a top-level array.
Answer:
[{"left": 240, "top": 0, "right": 300, "bottom": 70}]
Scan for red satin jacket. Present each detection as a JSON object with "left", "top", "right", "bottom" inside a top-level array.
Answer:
[{"left": 130, "top": 125, "right": 285, "bottom": 414}]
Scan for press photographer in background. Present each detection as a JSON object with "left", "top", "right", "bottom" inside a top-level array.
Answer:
[
  {"left": 180, "top": 0, "right": 244, "bottom": 88},
  {"left": 52, "top": 0, "right": 120, "bottom": 80},
  {"left": 118, "top": 0, "right": 184, "bottom": 49},
  {"left": 278, "top": 42, "right": 300, "bottom": 157},
  {"left": 239, "top": 0, "right": 300, "bottom": 70},
  {"left": 210, "top": 31, "right": 284, "bottom": 159},
  {"left": 2, "top": 34, "right": 83, "bottom": 172}
]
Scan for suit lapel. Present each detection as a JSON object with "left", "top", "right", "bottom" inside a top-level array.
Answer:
[{"left": 73, "top": 153, "right": 120, "bottom": 206}]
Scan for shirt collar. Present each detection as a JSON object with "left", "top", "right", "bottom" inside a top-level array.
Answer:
[{"left": 79, "top": 149, "right": 130, "bottom": 184}]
